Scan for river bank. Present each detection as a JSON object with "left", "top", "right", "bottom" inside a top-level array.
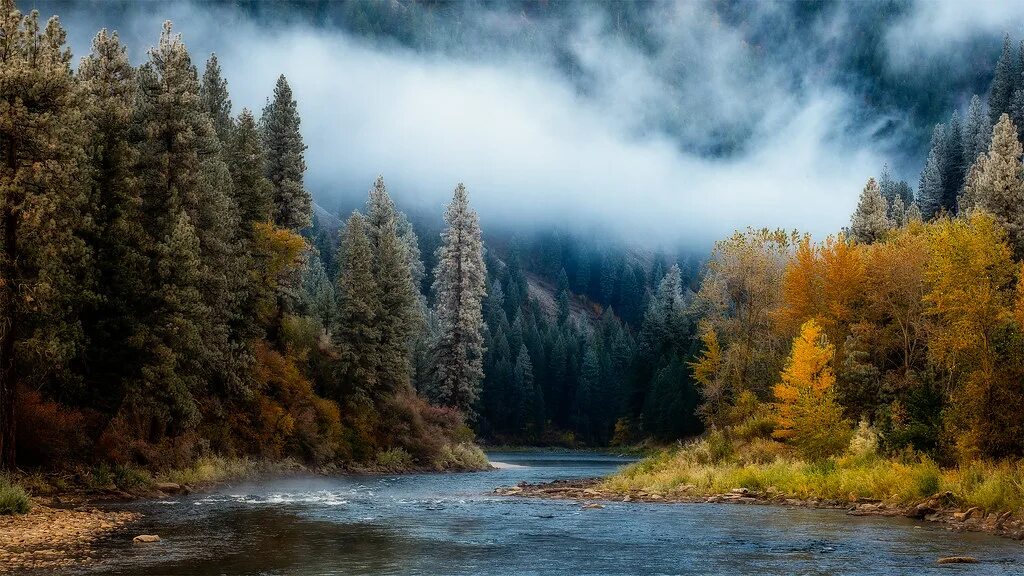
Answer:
[
  {"left": 494, "top": 475, "right": 1024, "bottom": 542},
  {"left": 0, "top": 443, "right": 491, "bottom": 574}
]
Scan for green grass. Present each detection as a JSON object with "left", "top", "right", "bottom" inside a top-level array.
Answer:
[
  {"left": 602, "top": 436, "right": 1024, "bottom": 515},
  {"left": 0, "top": 474, "right": 31, "bottom": 515}
]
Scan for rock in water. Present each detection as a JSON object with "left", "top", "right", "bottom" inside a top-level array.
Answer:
[
  {"left": 154, "top": 482, "right": 181, "bottom": 494},
  {"left": 937, "top": 556, "right": 978, "bottom": 564},
  {"left": 133, "top": 535, "right": 161, "bottom": 544}
]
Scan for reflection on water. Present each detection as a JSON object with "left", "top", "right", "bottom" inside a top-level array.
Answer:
[{"left": 55, "top": 452, "right": 1022, "bottom": 576}]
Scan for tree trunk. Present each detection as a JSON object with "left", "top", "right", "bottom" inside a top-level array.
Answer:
[{"left": 0, "top": 206, "right": 17, "bottom": 471}]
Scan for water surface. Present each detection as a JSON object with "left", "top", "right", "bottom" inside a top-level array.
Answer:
[{"left": 67, "top": 451, "right": 1021, "bottom": 575}]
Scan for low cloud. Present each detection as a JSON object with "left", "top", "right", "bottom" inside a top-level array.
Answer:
[{"left": 35, "top": 0, "right": 998, "bottom": 245}]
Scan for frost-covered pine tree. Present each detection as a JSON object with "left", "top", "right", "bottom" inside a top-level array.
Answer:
[
  {"left": 970, "top": 113, "right": 1024, "bottom": 256},
  {"left": 890, "top": 195, "right": 907, "bottom": 228},
  {"left": 262, "top": 75, "right": 311, "bottom": 231},
  {"left": 918, "top": 124, "right": 947, "bottom": 219},
  {"left": 906, "top": 201, "right": 923, "bottom": 223},
  {"left": 878, "top": 164, "right": 896, "bottom": 202},
  {"left": 963, "top": 94, "right": 991, "bottom": 168},
  {"left": 959, "top": 154, "right": 988, "bottom": 214},
  {"left": 849, "top": 178, "right": 891, "bottom": 243},
  {"left": 431, "top": 184, "right": 487, "bottom": 416}
]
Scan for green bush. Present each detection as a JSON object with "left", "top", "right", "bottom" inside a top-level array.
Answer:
[{"left": 0, "top": 475, "right": 31, "bottom": 515}]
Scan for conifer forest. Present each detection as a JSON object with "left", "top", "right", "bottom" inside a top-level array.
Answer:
[{"left": 2, "top": 1, "right": 1024, "bottom": 574}]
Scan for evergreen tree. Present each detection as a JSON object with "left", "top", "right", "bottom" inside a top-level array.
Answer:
[
  {"left": 262, "top": 75, "right": 310, "bottom": 231},
  {"left": 299, "top": 252, "right": 337, "bottom": 334},
  {"left": 849, "top": 178, "right": 891, "bottom": 243},
  {"left": 364, "top": 177, "right": 418, "bottom": 396},
  {"left": 431, "top": 184, "right": 487, "bottom": 416},
  {"left": 77, "top": 29, "right": 149, "bottom": 414},
  {"left": 878, "top": 164, "right": 896, "bottom": 202},
  {"left": 334, "top": 213, "right": 379, "bottom": 397},
  {"left": 968, "top": 113, "right": 1024, "bottom": 256},
  {"left": 963, "top": 94, "right": 991, "bottom": 168},
  {"left": 918, "top": 124, "right": 947, "bottom": 219},
  {"left": 0, "top": 4, "right": 87, "bottom": 468},
  {"left": 890, "top": 195, "right": 907, "bottom": 228},
  {"left": 989, "top": 35, "right": 1017, "bottom": 125},
  {"left": 942, "top": 111, "right": 965, "bottom": 208},
  {"left": 200, "top": 53, "right": 233, "bottom": 145},
  {"left": 134, "top": 22, "right": 237, "bottom": 402},
  {"left": 228, "top": 109, "right": 273, "bottom": 232},
  {"left": 513, "top": 345, "right": 542, "bottom": 432},
  {"left": 556, "top": 268, "right": 570, "bottom": 326}
]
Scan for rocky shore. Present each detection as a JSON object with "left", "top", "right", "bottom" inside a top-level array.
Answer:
[
  {"left": 0, "top": 499, "right": 140, "bottom": 574},
  {"left": 494, "top": 478, "right": 1024, "bottom": 542}
]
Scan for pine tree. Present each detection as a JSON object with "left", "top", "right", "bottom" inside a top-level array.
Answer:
[
  {"left": 878, "top": 164, "right": 896, "bottom": 202},
  {"left": 299, "top": 252, "right": 337, "bottom": 334},
  {"left": 228, "top": 109, "right": 273, "bottom": 232},
  {"left": 431, "top": 184, "right": 487, "bottom": 416},
  {"left": 134, "top": 22, "right": 237, "bottom": 403},
  {"left": 0, "top": 4, "right": 87, "bottom": 468},
  {"left": 513, "top": 345, "right": 542, "bottom": 432},
  {"left": 556, "top": 268, "right": 570, "bottom": 325},
  {"left": 200, "top": 53, "right": 233, "bottom": 145},
  {"left": 963, "top": 94, "right": 991, "bottom": 168},
  {"left": 365, "top": 177, "right": 418, "bottom": 396},
  {"left": 969, "top": 113, "right": 1024, "bottom": 256},
  {"left": 77, "top": 29, "right": 150, "bottom": 413},
  {"left": 918, "top": 124, "right": 947, "bottom": 219},
  {"left": 334, "top": 213, "right": 379, "bottom": 396},
  {"left": 849, "top": 178, "right": 891, "bottom": 243},
  {"left": 942, "top": 111, "right": 965, "bottom": 209},
  {"left": 890, "top": 195, "right": 907, "bottom": 228},
  {"left": 262, "top": 75, "right": 310, "bottom": 231},
  {"left": 989, "top": 35, "right": 1017, "bottom": 125},
  {"left": 906, "top": 201, "right": 923, "bottom": 223}
]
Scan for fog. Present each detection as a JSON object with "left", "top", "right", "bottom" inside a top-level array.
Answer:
[{"left": 26, "top": 0, "right": 1013, "bottom": 245}]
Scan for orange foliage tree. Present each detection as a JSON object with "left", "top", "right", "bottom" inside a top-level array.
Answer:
[{"left": 772, "top": 319, "right": 851, "bottom": 459}]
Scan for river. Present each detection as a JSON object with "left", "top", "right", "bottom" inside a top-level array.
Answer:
[{"left": 63, "top": 451, "right": 1021, "bottom": 575}]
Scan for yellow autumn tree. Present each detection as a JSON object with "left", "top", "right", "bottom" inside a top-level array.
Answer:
[
  {"left": 772, "top": 319, "right": 852, "bottom": 459},
  {"left": 924, "top": 213, "right": 1022, "bottom": 460},
  {"left": 689, "top": 322, "right": 726, "bottom": 427}
]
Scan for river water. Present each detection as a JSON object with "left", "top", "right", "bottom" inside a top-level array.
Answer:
[{"left": 66, "top": 451, "right": 1021, "bottom": 575}]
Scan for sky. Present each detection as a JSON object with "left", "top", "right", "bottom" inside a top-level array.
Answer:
[{"left": 25, "top": 0, "right": 1024, "bottom": 246}]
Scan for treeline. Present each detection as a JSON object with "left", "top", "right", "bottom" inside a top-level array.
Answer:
[
  {"left": 0, "top": 1, "right": 489, "bottom": 472},
  {"left": 468, "top": 233, "right": 703, "bottom": 446},
  {"left": 691, "top": 116, "right": 1024, "bottom": 463}
]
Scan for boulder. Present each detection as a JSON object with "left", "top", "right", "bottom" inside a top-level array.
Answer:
[
  {"left": 133, "top": 535, "right": 161, "bottom": 544},
  {"left": 582, "top": 503, "right": 604, "bottom": 510},
  {"left": 906, "top": 503, "right": 936, "bottom": 519},
  {"left": 154, "top": 482, "right": 182, "bottom": 494},
  {"left": 730, "top": 488, "right": 749, "bottom": 495}
]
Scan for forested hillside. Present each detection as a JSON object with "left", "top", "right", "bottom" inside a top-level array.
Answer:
[{"left": 0, "top": 1, "right": 490, "bottom": 474}]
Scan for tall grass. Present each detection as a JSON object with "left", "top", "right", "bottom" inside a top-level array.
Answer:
[
  {"left": 0, "top": 474, "right": 31, "bottom": 515},
  {"left": 602, "top": 436, "right": 1024, "bottom": 514},
  {"left": 157, "top": 456, "right": 264, "bottom": 486}
]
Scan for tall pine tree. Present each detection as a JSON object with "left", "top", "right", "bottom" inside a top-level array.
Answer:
[{"left": 431, "top": 184, "right": 487, "bottom": 416}]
